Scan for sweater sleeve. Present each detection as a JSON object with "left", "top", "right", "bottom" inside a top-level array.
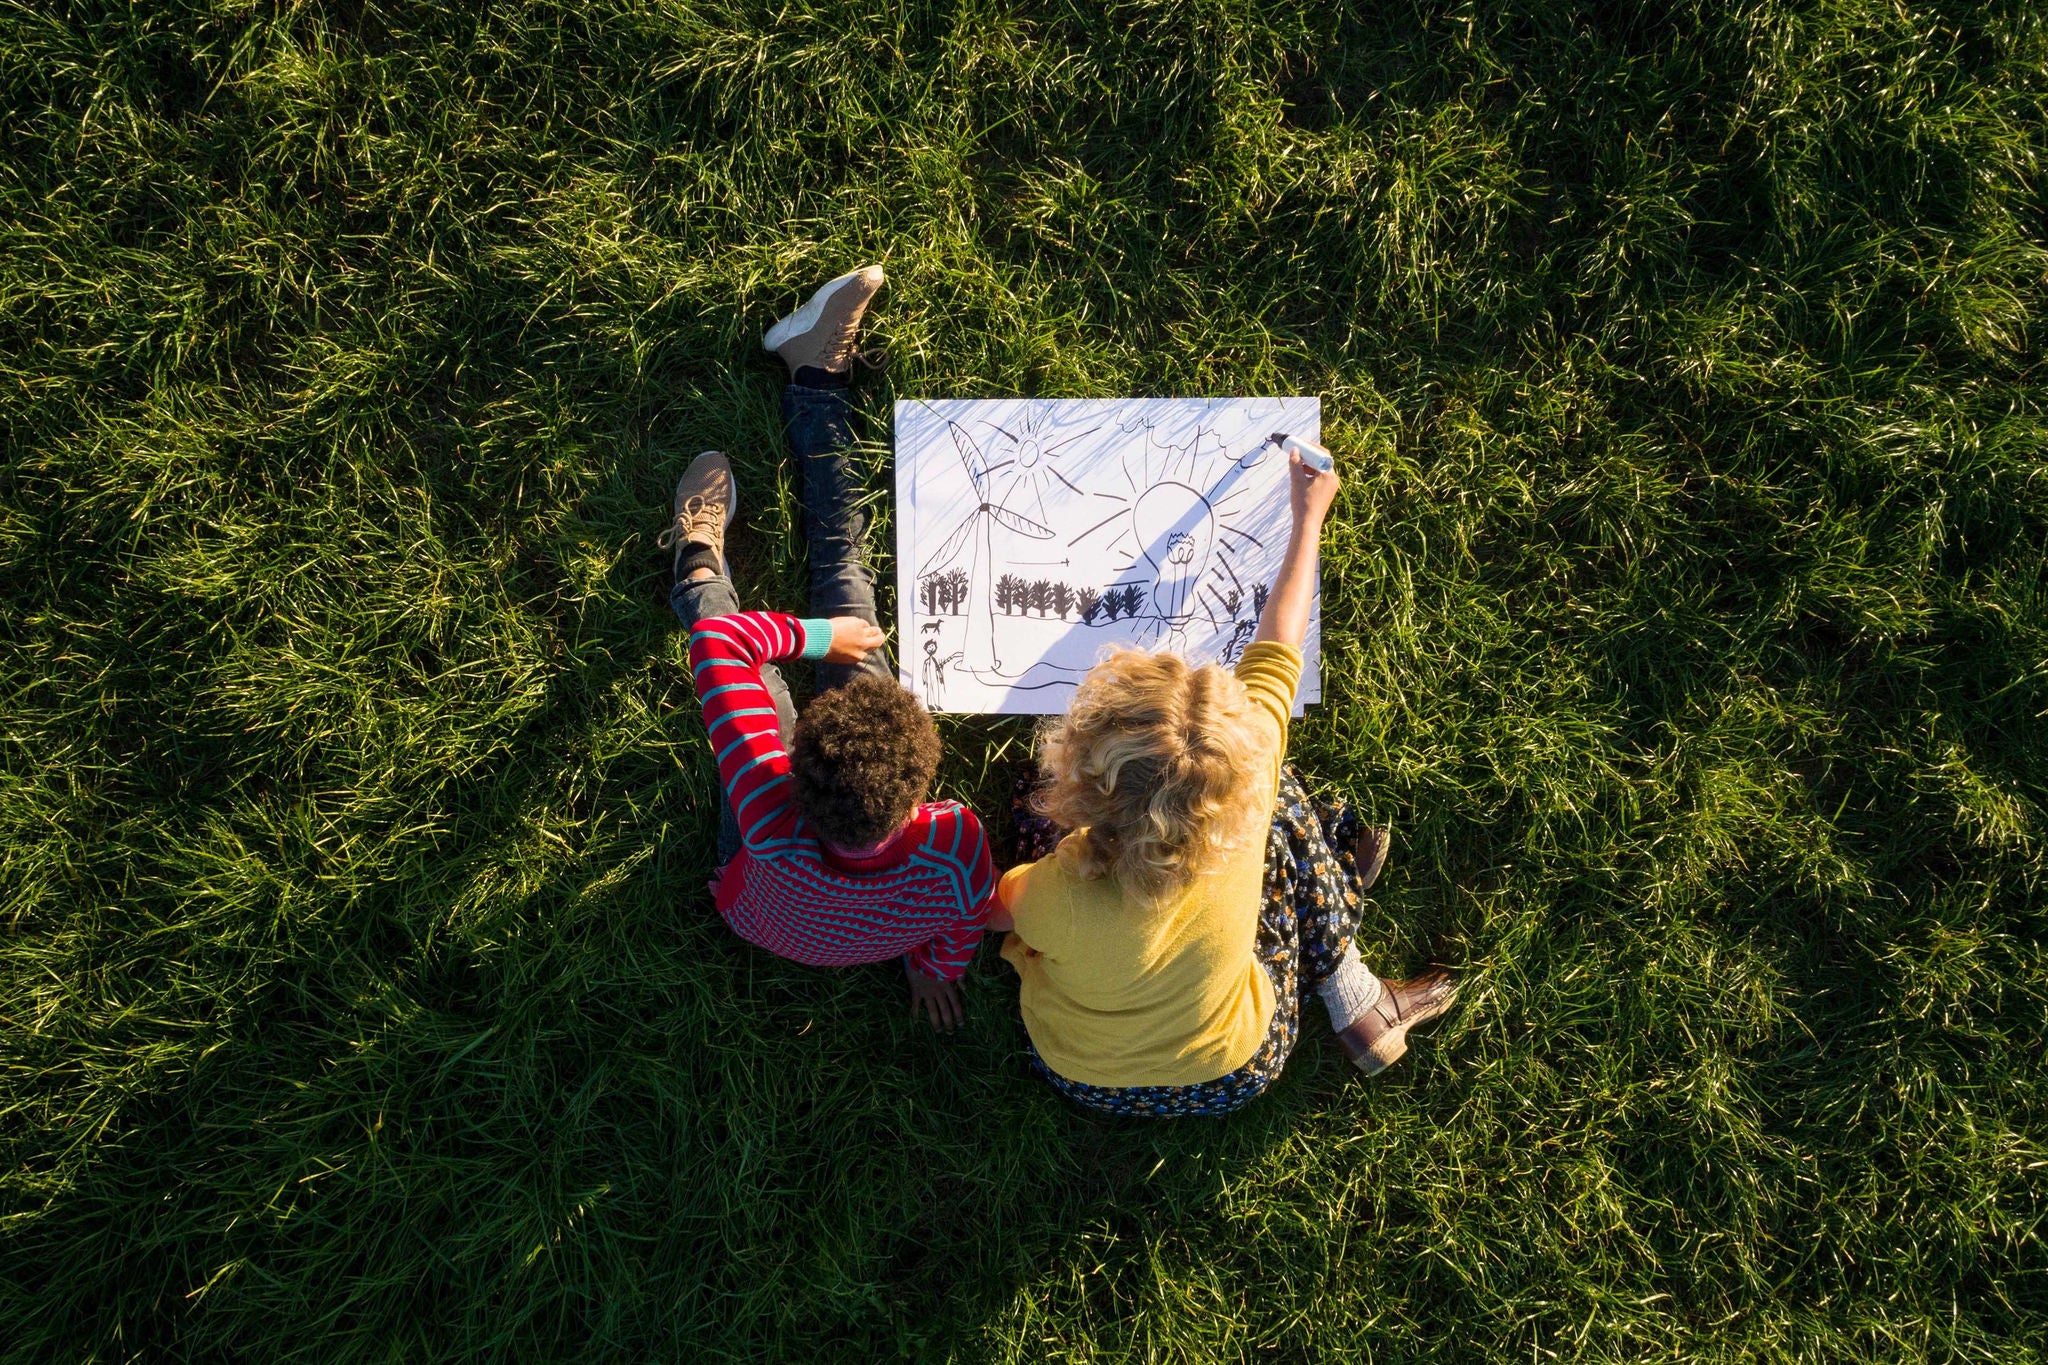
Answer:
[
  {"left": 688, "top": 612, "right": 833, "bottom": 851},
  {"left": 1234, "top": 641, "right": 1304, "bottom": 778},
  {"left": 902, "top": 808, "right": 997, "bottom": 982}
]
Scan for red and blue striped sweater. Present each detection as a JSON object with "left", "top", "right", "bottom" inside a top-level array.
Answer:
[{"left": 688, "top": 611, "right": 994, "bottom": 981}]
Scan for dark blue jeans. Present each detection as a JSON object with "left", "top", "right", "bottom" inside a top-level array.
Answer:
[{"left": 671, "top": 381, "right": 895, "bottom": 860}]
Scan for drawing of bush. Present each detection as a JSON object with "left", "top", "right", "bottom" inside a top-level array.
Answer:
[
  {"left": 927, "top": 574, "right": 960, "bottom": 615},
  {"left": 995, "top": 574, "right": 1024, "bottom": 615}
]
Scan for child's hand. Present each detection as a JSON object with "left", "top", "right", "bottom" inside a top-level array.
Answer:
[
  {"left": 1287, "top": 451, "right": 1341, "bottom": 532},
  {"left": 824, "top": 617, "right": 887, "bottom": 664},
  {"left": 907, "top": 969, "right": 964, "bottom": 1032}
]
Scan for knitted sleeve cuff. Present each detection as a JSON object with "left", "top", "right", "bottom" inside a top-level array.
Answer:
[{"left": 796, "top": 618, "right": 835, "bottom": 660}]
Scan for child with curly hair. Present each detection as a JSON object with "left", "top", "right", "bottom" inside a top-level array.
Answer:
[
  {"left": 669, "top": 267, "right": 993, "bottom": 1030},
  {"left": 993, "top": 449, "right": 1457, "bottom": 1114}
]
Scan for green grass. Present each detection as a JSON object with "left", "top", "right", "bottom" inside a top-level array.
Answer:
[{"left": 3, "top": 0, "right": 2046, "bottom": 1358}]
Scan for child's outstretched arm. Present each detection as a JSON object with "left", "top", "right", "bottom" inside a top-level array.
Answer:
[
  {"left": 688, "top": 612, "right": 884, "bottom": 851},
  {"left": 902, "top": 815, "right": 995, "bottom": 1032},
  {"left": 1252, "top": 451, "right": 1341, "bottom": 652}
]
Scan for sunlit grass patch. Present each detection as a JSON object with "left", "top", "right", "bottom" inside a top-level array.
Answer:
[{"left": 2, "top": 0, "right": 2044, "bottom": 1359}]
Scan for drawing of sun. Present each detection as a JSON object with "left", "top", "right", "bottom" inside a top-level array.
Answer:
[
  {"left": 1069, "top": 416, "right": 1271, "bottom": 637},
  {"left": 951, "top": 406, "right": 1100, "bottom": 527}
]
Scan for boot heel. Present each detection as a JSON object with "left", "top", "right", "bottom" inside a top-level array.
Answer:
[{"left": 1354, "top": 1030, "right": 1408, "bottom": 1076}]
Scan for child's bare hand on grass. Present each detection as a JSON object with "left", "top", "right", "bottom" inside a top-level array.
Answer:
[
  {"left": 825, "top": 617, "right": 887, "bottom": 664},
  {"left": 907, "top": 969, "right": 964, "bottom": 1032}
]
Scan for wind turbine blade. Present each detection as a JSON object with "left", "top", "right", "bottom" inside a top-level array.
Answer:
[
  {"left": 987, "top": 505, "right": 1055, "bottom": 540},
  {"left": 949, "top": 423, "right": 988, "bottom": 497},
  {"left": 919, "top": 514, "right": 980, "bottom": 577}
]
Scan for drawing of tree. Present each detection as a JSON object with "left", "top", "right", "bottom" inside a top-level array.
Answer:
[
  {"left": 1252, "top": 583, "right": 1269, "bottom": 619},
  {"left": 1221, "top": 586, "right": 1242, "bottom": 617},
  {"left": 920, "top": 575, "right": 943, "bottom": 618},
  {"left": 1116, "top": 584, "right": 1147, "bottom": 620},
  {"left": 945, "top": 569, "right": 970, "bottom": 614},
  {"left": 1027, "top": 580, "right": 1051, "bottom": 617},
  {"left": 1051, "top": 583, "right": 1075, "bottom": 619},
  {"left": 995, "top": 574, "right": 1022, "bottom": 615},
  {"left": 1075, "top": 587, "right": 1102, "bottom": 624}
]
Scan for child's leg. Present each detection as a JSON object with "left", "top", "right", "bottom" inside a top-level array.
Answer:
[
  {"left": 1273, "top": 767, "right": 1458, "bottom": 1071},
  {"left": 672, "top": 571, "right": 796, "bottom": 863},
  {"left": 1272, "top": 769, "right": 1366, "bottom": 983},
  {"left": 782, "top": 377, "right": 894, "bottom": 693},
  {"left": 1269, "top": 768, "right": 1388, "bottom": 1032}
]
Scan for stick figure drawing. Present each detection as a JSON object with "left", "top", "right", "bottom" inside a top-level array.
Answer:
[{"left": 920, "top": 638, "right": 961, "bottom": 707}]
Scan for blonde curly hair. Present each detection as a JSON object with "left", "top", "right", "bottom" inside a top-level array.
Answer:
[{"left": 1035, "top": 648, "right": 1274, "bottom": 901}]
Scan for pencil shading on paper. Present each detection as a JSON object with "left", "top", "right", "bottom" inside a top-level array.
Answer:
[{"left": 897, "top": 397, "right": 1323, "bottom": 715}]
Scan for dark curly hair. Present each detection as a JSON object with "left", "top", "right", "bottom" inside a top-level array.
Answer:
[{"left": 790, "top": 674, "right": 943, "bottom": 848}]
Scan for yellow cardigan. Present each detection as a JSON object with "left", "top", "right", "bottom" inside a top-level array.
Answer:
[{"left": 998, "top": 643, "right": 1302, "bottom": 1087}]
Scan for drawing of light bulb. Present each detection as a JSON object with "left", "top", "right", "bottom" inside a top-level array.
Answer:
[{"left": 1132, "top": 481, "right": 1216, "bottom": 654}]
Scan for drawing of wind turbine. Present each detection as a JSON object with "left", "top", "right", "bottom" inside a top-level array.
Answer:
[{"left": 919, "top": 421, "right": 1055, "bottom": 672}]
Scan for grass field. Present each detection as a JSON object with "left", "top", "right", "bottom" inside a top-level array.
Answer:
[{"left": 4, "top": 0, "right": 2047, "bottom": 1359}]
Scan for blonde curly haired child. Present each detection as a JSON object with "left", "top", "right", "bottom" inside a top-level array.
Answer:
[{"left": 992, "top": 451, "right": 1458, "bottom": 1116}]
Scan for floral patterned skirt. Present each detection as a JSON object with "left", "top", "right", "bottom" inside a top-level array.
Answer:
[{"left": 1013, "top": 766, "right": 1373, "bottom": 1118}]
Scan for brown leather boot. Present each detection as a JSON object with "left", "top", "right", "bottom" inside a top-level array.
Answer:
[
  {"left": 1336, "top": 970, "right": 1458, "bottom": 1076},
  {"left": 763, "top": 265, "right": 885, "bottom": 376},
  {"left": 1355, "top": 825, "right": 1390, "bottom": 890}
]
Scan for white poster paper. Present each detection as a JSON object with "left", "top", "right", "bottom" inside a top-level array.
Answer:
[{"left": 895, "top": 397, "right": 1322, "bottom": 715}]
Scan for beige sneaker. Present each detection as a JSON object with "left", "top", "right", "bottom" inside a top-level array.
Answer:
[
  {"left": 763, "top": 265, "right": 885, "bottom": 376},
  {"left": 658, "top": 450, "right": 737, "bottom": 579}
]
